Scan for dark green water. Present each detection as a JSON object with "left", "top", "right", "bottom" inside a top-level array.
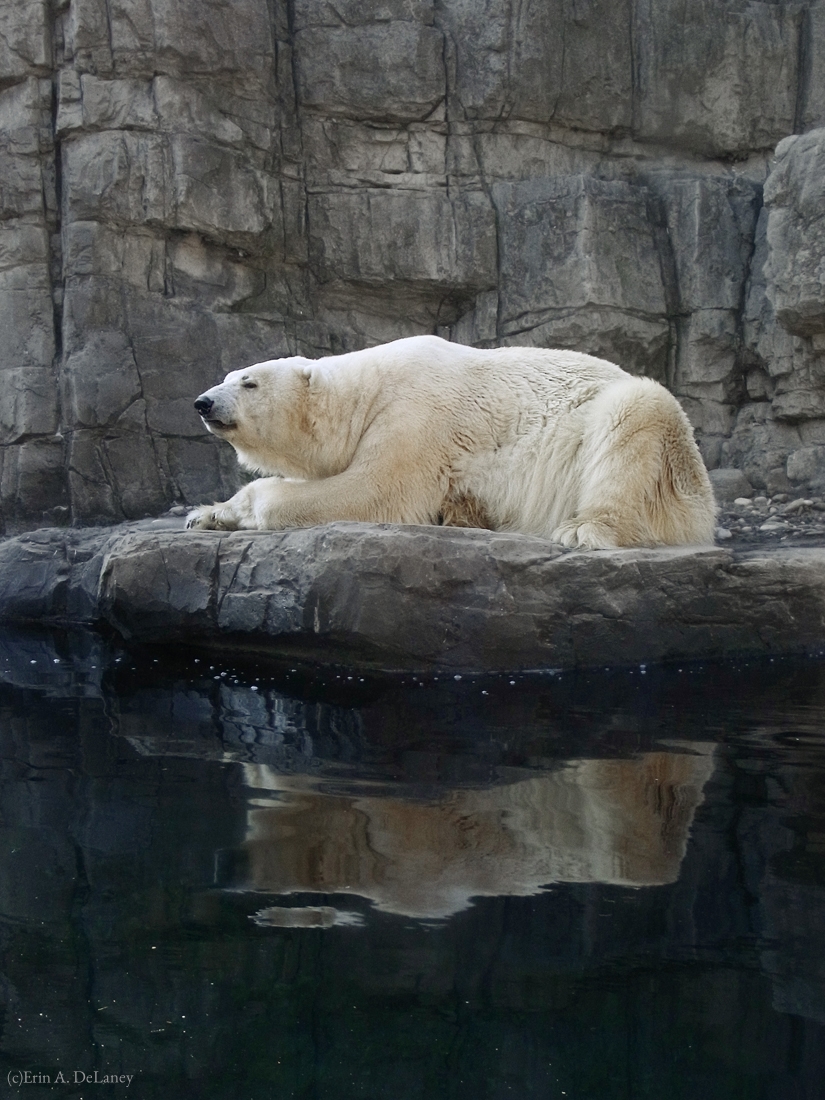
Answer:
[{"left": 0, "top": 628, "right": 824, "bottom": 1099}]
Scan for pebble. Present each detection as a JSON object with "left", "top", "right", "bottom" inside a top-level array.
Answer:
[{"left": 779, "top": 498, "right": 813, "bottom": 515}]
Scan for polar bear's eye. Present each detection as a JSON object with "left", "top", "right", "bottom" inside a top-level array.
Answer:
[{"left": 242, "top": 380, "right": 258, "bottom": 389}]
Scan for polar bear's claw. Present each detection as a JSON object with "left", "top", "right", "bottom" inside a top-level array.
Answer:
[
  {"left": 186, "top": 506, "right": 220, "bottom": 530},
  {"left": 552, "top": 519, "right": 619, "bottom": 551}
]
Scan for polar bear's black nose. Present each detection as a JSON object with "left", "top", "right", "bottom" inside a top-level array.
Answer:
[{"left": 194, "top": 396, "right": 213, "bottom": 415}]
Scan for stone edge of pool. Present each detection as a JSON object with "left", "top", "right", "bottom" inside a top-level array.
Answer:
[{"left": 2, "top": 518, "right": 825, "bottom": 673}]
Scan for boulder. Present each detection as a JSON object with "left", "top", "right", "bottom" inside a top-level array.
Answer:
[{"left": 708, "top": 468, "right": 754, "bottom": 502}]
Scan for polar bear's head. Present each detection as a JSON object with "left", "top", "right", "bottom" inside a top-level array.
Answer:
[{"left": 194, "top": 357, "right": 322, "bottom": 477}]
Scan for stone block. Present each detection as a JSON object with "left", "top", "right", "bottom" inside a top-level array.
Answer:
[
  {"left": 63, "top": 222, "right": 166, "bottom": 291},
  {"left": 708, "top": 468, "right": 754, "bottom": 502},
  {"left": 169, "top": 136, "right": 277, "bottom": 245},
  {"left": 62, "top": 332, "right": 142, "bottom": 429},
  {"left": 798, "top": 419, "right": 825, "bottom": 445},
  {"left": 66, "top": 0, "right": 276, "bottom": 84},
  {"left": 675, "top": 311, "right": 739, "bottom": 388},
  {"left": 0, "top": 0, "right": 50, "bottom": 81},
  {"left": 0, "top": 367, "right": 59, "bottom": 444},
  {"left": 63, "top": 132, "right": 280, "bottom": 250},
  {"left": 160, "top": 436, "right": 241, "bottom": 506},
  {"left": 501, "top": 310, "right": 670, "bottom": 384},
  {"left": 1, "top": 440, "right": 68, "bottom": 533},
  {"left": 62, "top": 277, "right": 129, "bottom": 356},
  {"left": 441, "top": 0, "right": 557, "bottom": 123},
  {"left": 786, "top": 445, "right": 825, "bottom": 487},
  {"left": 772, "top": 383, "right": 825, "bottom": 423},
  {"left": 166, "top": 235, "right": 265, "bottom": 311},
  {"left": 56, "top": 73, "right": 159, "bottom": 135},
  {"left": 0, "top": 79, "right": 52, "bottom": 221},
  {"left": 634, "top": 0, "right": 800, "bottom": 155},
  {"left": 294, "top": 0, "right": 435, "bottom": 27},
  {"left": 676, "top": 394, "right": 737, "bottom": 439},
  {"left": 764, "top": 128, "right": 825, "bottom": 338},
  {"left": 66, "top": 431, "right": 119, "bottom": 523},
  {"left": 744, "top": 206, "right": 780, "bottom": 367},
  {"left": 723, "top": 405, "right": 802, "bottom": 492},
  {"left": 0, "top": 265, "right": 55, "bottom": 373},
  {"left": 799, "top": 1, "right": 825, "bottom": 131},
  {"left": 745, "top": 368, "right": 774, "bottom": 402},
  {"left": 742, "top": 209, "right": 810, "bottom": 424},
  {"left": 0, "top": 225, "right": 49, "bottom": 274},
  {"left": 65, "top": 0, "right": 115, "bottom": 74},
  {"left": 446, "top": 291, "right": 499, "bottom": 348},
  {"left": 652, "top": 175, "right": 760, "bottom": 313},
  {"left": 302, "top": 117, "right": 444, "bottom": 179},
  {"left": 440, "top": 0, "right": 632, "bottom": 131},
  {"left": 4, "top": 522, "right": 825, "bottom": 674},
  {"left": 495, "top": 176, "right": 667, "bottom": 333},
  {"left": 295, "top": 23, "right": 445, "bottom": 122},
  {"left": 551, "top": 0, "right": 634, "bottom": 130},
  {"left": 309, "top": 188, "right": 496, "bottom": 290},
  {"left": 97, "top": 405, "right": 170, "bottom": 520},
  {"left": 123, "top": 0, "right": 275, "bottom": 83},
  {"left": 123, "top": 291, "right": 219, "bottom": 377},
  {"left": 153, "top": 77, "right": 260, "bottom": 150},
  {"left": 63, "top": 132, "right": 170, "bottom": 226}
]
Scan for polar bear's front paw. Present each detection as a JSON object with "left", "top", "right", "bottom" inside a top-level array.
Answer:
[
  {"left": 186, "top": 505, "right": 237, "bottom": 531},
  {"left": 186, "top": 506, "right": 216, "bottom": 530}
]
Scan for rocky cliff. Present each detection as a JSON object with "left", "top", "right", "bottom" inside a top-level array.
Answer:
[{"left": 2, "top": 0, "right": 825, "bottom": 532}]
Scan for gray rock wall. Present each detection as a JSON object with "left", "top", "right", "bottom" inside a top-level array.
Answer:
[{"left": 2, "top": 0, "right": 825, "bottom": 530}]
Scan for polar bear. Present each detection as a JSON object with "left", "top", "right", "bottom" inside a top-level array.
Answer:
[{"left": 186, "top": 335, "right": 716, "bottom": 549}]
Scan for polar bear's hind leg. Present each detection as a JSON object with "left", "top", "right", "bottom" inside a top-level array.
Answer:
[{"left": 551, "top": 378, "right": 716, "bottom": 550}]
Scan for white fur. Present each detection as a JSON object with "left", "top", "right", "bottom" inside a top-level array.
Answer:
[{"left": 186, "top": 335, "right": 716, "bottom": 549}]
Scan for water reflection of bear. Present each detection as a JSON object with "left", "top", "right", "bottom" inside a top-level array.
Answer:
[{"left": 236, "top": 750, "right": 714, "bottom": 921}]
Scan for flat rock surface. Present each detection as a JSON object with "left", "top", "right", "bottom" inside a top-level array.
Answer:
[{"left": 2, "top": 519, "right": 825, "bottom": 673}]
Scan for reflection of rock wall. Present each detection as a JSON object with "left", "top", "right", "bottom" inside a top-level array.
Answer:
[
  {"left": 239, "top": 752, "right": 715, "bottom": 918},
  {"left": 2, "top": 2, "right": 825, "bottom": 530}
]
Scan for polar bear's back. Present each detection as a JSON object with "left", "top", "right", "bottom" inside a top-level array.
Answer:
[
  {"left": 366, "top": 334, "right": 628, "bottom": 386},
  {"left": 338, "top": 334, "right": 631, "bottom": 425}
]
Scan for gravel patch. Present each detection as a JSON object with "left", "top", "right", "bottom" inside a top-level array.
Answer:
[{"left": 716, "top": 493, "right": 825, "bottom": 548}]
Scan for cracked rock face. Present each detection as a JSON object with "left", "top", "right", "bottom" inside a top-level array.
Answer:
[{"left": 1, "top": 1, "right": 825, "bottom": 532}]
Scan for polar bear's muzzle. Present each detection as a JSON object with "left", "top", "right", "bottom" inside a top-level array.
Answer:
[{"left": 194, "top": 391, "right": 236, "bottom": 432}]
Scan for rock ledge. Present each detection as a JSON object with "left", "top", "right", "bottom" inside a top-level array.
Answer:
[{"left": 1, "top": 520, "right": 825, "bottom": 673}]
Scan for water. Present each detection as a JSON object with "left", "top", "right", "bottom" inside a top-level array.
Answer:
[{"left": 0, "top": 628, "right": 824, "bottom": 1099}]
